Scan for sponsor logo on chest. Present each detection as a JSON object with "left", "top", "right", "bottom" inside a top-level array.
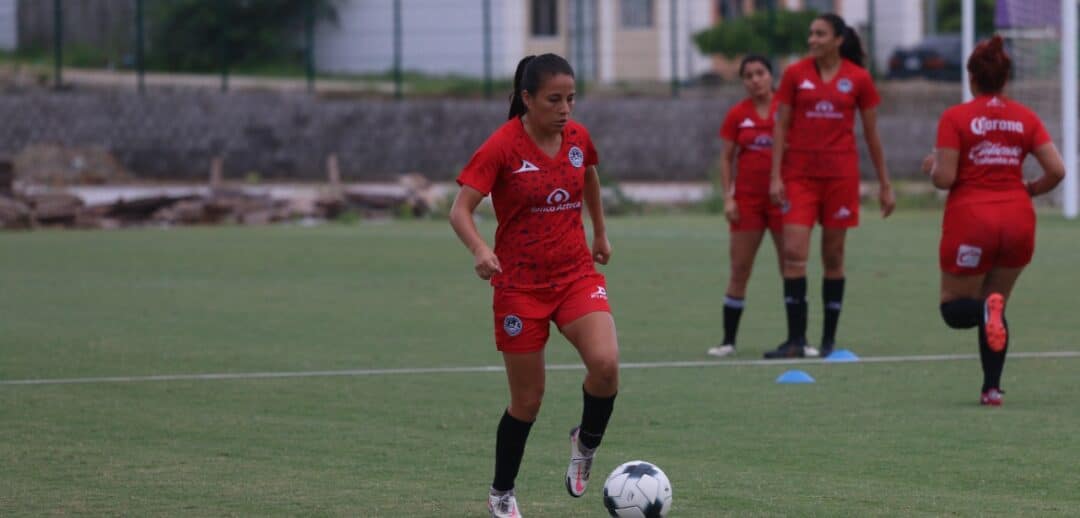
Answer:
[
  {"left": 807, "top": 100, "right": 844, "bottom": 120},
  {"left": 532, "top": 187, "right": 582, "bottom": 213}
]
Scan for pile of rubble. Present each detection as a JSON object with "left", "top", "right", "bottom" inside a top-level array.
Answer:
[{"left": 0, "top": 152, "right": 445, "bottom": 231}]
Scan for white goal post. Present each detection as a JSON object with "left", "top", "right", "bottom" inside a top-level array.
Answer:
[{"left": 963, "top": 0, "right": 1078, "bottom": 219}]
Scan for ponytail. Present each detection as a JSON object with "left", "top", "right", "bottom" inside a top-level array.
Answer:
[
  {"left": 507, "top": 53, "right": 575, "bottom": 120},
  {"left": 818, "top": 13, "right": 865, "bottom": 68},
  {"left": 508, "top": 55, "right": 535, "bottom": 120}
]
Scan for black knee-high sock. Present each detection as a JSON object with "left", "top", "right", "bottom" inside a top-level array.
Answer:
[
  {"left": 492, "top": 409, "right": 533, "bottom": 491},
  {"left": 783, "top": 277, "right": 808, "bottom": 344},
  {"left": 978, "top": 315, "right": 1010, "bottom": 391},
  {"left": 940, "top": 298, "right": 982, "bottom": 329},
  {"left": 579, "top": 386, "right": 616, "bottom": 451},
  {"left": 722, "top": 295, "right": 745, "bottom": 346},
  {"left": 821, "top": 278, "right": 845, "bottom": 345}
]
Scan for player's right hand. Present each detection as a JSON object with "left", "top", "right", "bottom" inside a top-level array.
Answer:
[
  {"left": 724, "top": 197, "right": 739, "bottom": 224},
  {"left": 921, "top": 152, "right": 935, "bottom": 176},
  {"left": 473, "top": 247, "right": 502, "bottom": 280},
  {"left": 769, "top": 176, "right": 785, "bottom": 206}
]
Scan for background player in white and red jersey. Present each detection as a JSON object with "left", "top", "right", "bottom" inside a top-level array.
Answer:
[
  {"left": 707, "top": 55, "right": 783, "bottom": 358},
  {"left": 448, "top": 54, "right": 619, "bottom": 517},
  {"left": 765, "top": 13, "right": 895, "bottom": 359},
  {"left": 923, "top": 36, "right": 1064, "bottom": 406}
]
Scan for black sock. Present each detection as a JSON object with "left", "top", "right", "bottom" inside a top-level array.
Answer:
[
  {"left": 940, "top": 298, "right": 982, "bottom": 329},
  {"left": 821, "top": 278, "right": 845, "bottom": 346},
  {"left": 722, "top": 295, "right": 745, "bottom": 346},
  {"left": 978, "top": 313, "right": 1010, "bottom": 391},
  {"left": 492, "top": 409, "right": 533, "bottom": 491},
  {"left": 579, "top": 386, "right": 616, "bottom": 450},
  {"left": 783, "top": 277, "right": 807, "bottom": 344}
]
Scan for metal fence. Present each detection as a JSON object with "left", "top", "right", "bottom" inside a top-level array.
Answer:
[{"left": 4, "top": 0, "right": 1039, "bottom": 99}]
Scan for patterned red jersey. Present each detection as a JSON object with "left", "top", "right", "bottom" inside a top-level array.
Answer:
[
  {"left": 719, "top": 97, "right": 777, "bottom": 196},
  {"left": 776, "top": 57, "right": 879, "bottom": 157},
  {"left": 457, "top": 118, "right": 600, "bottom": 289},
  {"left": 936, "top": 95, "right": 1052, "bottom": 207}
]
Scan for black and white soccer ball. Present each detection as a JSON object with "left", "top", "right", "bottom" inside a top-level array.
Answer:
[{"left": 602, "top": 460, "right": 672, "bottom": 517}]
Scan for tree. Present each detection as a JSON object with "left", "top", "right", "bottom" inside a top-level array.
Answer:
[
  {"left": 146, "top": 0, "right": 339, "bottom": 72},
  {"left": 693, "top": 9, "right": 820, "bottom": 59},
  {"left": 935, "top": 0, "right": 996, "bottom": 36}
]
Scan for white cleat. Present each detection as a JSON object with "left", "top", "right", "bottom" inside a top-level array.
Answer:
[
  {"left": 706, "top": 344, "right": 736, "bottom": 358},
  {"left": 565, "top": 427, "right": 595, "bottom": 498},
  {"left": 488, "top": 488, "right": 521, "bottom": 518}
]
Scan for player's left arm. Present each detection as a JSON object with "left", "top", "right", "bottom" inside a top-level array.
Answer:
[
  {"left": 583, "top": 165, "right": 612, "bottom": 265},
  {"left": 859, "top": 107, "right": 895, "bottom": 217}
]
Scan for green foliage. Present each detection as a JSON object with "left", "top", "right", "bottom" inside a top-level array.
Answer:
[
  {"left": 936, "top": 0, "right": 996, "bottom": 35},
  {"left": 145, "top": 0, "right": 338, "bottom": 72},
  {"left": 694, "top": 9, "right": 820, "bottom": 59}
]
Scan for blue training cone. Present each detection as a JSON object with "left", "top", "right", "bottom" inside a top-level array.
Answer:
[
  {"left": 823, "top": 349, "right": 860, "bottom": 363},
  {"left": 776, "top": 370, "right": 815, "bottom": 384}
]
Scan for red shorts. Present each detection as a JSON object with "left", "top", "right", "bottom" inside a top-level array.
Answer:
[
  {"left": 492, "top": 273, "right": 611, "bottom": 353},
  {"left": 939, "top": 199, "right": 1035, "bottom": 275},
  {"left": 782, "top": 175, "right": 860, "bottom": 228},
  {"left": 730, "top": 191, "right": 783, "bottom": 233},
  {"left": 782, "top": 151, "right": 861, "bottom": 228}
]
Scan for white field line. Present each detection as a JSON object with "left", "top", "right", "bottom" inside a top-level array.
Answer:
[{"left": 2, "top": 351, "right": 1078, "bottom": 387}]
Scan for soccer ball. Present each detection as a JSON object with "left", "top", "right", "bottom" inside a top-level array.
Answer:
[{"left": 602, "top": 460, "right": 672, "bottom": 517}]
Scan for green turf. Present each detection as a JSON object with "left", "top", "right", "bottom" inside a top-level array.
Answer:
[{"left": 2, "top": 212, "right": 1078, "bottom": 516}]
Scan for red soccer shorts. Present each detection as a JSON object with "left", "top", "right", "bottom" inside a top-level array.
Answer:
[
  {"left": 939, "top": 199, "right": 1035, "bottom": 275},
  {"left": 492, "top": 273, "right": 611, "bottom": 353},
  {"left": 730, "top": 191, "right": 783, "bottom": 233},
  {"left": 781, "top": 151, "right": 861, "bottom": 228}
]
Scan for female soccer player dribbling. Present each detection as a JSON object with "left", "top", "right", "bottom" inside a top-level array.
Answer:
[
  {"left": 924, "top": 36, "right": 1064, "bottom": 406},
  {"left": 765, "top": 13, "right": 895, "bottom": 359},
  {"left": 449, "top": 54, "right": 619, "bottom": 517},
  {"left": 707, "top": 55, "right": 783, "bottom": 358}
]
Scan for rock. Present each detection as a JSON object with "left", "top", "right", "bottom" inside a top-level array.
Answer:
[
  {"left": 26, "top": 192, "right": 84, "bottom": 224},
  {"left": 0, "top": 195, "right": 31, "bottom": 229}
]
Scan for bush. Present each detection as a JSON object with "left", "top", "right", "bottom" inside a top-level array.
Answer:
[{"left": 694, "top": 9, "right": 820, "bottom": 59}]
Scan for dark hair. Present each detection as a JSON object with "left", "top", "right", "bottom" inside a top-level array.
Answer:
[
  {"left": 739, "top": 54, "right": 773, "bottom": 77},
  {"left": 817, "top": 13, "right": 865, "bottom": 68},
  {"left": 508, "top": 54, "right": 575, "bottom": 120},
  {"left": 968, "top": 35, "right": 1011, "bottom": 94}
]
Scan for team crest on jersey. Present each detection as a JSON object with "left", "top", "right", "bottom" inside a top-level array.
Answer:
[
  {"left": 503, "top": 315, "right": 523, "bottom": 337},
  {"left": 837, "top": 78, "right": 853, "bottom": 93},
  {"left": 568, "top": 146, "right": 585, "bottom": 168}
]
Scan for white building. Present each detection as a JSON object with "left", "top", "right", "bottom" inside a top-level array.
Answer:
[
  {"left": 314, "top": 0, "right": 715, "bottom": 82},
  {"left": 0, "top": 0, "right": 16, "bottom": 51}
]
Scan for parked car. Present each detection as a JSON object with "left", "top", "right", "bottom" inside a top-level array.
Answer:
[{"left": 887, "top": 34, "right": 964, "bottom": 81}]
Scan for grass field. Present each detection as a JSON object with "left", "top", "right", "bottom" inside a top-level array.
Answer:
[{"left": 2, "top": 211, "right": 1079, "bottom": 517}]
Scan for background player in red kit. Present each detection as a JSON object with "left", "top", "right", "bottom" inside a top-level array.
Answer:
[
  {"left": 765, "top": 13, "right": 895, "bottom": 359},
  {"left": 923, "top": 36, "right": 1064, "bottom": 406},
  {"left": 707, "top": 55, "right": 783, "bottom": 358},
  {"left": 448, "top": 54, "right": 618, "bottom": 517}
]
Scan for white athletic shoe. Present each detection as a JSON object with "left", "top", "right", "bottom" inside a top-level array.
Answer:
[
  {"left": 706, "top": 344, "right": 736, "bottom": 358},
  {"left": 488, "top": 488, "right": 521, "bottom": 518},
  {"left": 565, "top": 427, "right": 595, "bottom": 498},
  {"left": 803, "top": 345, "right": 821, "bottom": 358}
]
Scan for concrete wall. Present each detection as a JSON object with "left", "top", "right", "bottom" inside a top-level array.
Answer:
[{"left": 0, "top": 82, "right": 1051, "bottom": 183}]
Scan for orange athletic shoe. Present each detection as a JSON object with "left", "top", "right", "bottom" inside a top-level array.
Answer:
[{"left": 983, "top": 293, "right": 1008, "bottom": 353}]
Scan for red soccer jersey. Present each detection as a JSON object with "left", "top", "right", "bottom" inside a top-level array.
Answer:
[
  {"left": 936, "top": 95, "right": 1052, "bottom": 207},
  {"left": 457, "top": 118, "right": 600, "bottom": 289},
  {"left": 719, "top": 97, "right": 777, "bottom": 196},
  {"left": 776, "top": 57, "right": 879, "bottom": 156}
]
